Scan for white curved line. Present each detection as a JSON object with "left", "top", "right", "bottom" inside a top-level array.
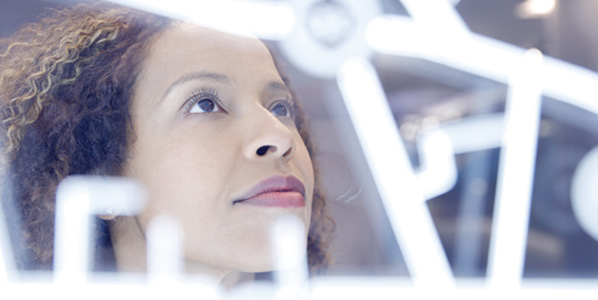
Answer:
[
  {"left": 416, "top": 129, "right": 458, "bottom": 200},
  {"left": 367, "top": 15, "right": 598, "bottom": 115}
]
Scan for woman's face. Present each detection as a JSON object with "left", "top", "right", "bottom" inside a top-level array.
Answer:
[{"left": 124, "top": 24, "right": 314, "bottom": 273}]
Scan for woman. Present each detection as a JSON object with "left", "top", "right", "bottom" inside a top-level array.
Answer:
[{"left": 0, "top": 2, "right": 331, "bottom": 281}]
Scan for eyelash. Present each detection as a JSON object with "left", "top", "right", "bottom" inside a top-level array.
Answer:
[
  {"left": 181, "top": 87, "right": 297, "bottom": 119},
  {"left": 269, "top": 97, "right": 296, "bottom": 119},
  {"left": 182, "top": 87, "right": 224, "bottom": 114}
]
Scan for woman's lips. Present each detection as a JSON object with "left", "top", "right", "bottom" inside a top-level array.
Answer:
[{"left": 234, "top": 175, "right": 305, "bottom": 208}]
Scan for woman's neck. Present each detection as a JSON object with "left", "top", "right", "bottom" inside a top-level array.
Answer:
[{"left": 108, "top": 215, "right": 242, "bottom": 285}]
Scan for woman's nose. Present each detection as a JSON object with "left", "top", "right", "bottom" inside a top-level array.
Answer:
[{"left": 243, "top": 113, "right": 296, "bottom": 161}]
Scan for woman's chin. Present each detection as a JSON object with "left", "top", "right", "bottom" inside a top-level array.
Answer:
[
  {"left": 237, "top": 249, "right": 307, "bottom": 274},
  {"left": 185, "top": 248, "right": 306, "bottom": 276}
]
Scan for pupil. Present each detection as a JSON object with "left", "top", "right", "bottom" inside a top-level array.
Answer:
[
  {"left": 198, "top": 99, "right": 215, "bottom": 112},
  {"left": 273, "top": 104, "right": 288, "bottom": 116}
]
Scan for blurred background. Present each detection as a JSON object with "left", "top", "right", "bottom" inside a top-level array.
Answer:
[{"left": 2, "top": 0, "right": 598, "bottom": 281}]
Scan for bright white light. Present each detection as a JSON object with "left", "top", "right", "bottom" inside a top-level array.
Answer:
[
  {"left": 529, "top": 0, "right": 557, "bottom": 14},
  {"left": 311, "top": 277, "right": 598, "bottom": 300},
  {"left": 0, "top": 202, "right": 14, "bottom": 282},
  {"left": 367, "top": 15, "right": 598, "bottom": 116},
  {"left": 337, "top": 57, "right": 454, "bottom": 288},
  {"left": 53, "top": 176, "right": 147, "bottom": 283},
  {"left": 516, "top": 0, "right": 557, "bottom": 18},
  {"left": 279, "top": 0, "right": 382, "bottom": 78},
  {"left": 311, "top": 277, "right": 410, "bottom": 300},
  {"left": 401, "top": 0, "right": 470, "bottom": 34},
  {"left": 272, "top": 215, "right": 309, "bottom": 300},
  {"left": 54, "top": 178, "right": 93, "bottom": 283},
  {"left": 147, "top": 215, "right": 184, "bottom": 284},
  {"left": 441, "top": 114, "right": 505, "bottom": 154},
  {"left": 2, "top": 0, "right": 598, "bottom": 296},
  {"left": 416, "top": 129, "right": 458, "bottom": 200},
  {"left": 0, "top": 168, "right": 15, "bottom": 283},
  {"left": 272, "top": 215, "right": 307, "bottom": 271},
  {"left": 108, "top": 0, "right": 295, "bottom": 40},
  {"left": 571, "top": 146, "right": 598, "bottom": 241},
  {"left": 487, "top": 49, "right": 544, "bottom": 288}
]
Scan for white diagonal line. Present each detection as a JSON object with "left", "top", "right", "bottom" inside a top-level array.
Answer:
[
  {"left": 487, "top": 49, "right": 544, "bottom": 287},
  {"left": 337, "top": 57, "right": 454, "bottom": 287}
]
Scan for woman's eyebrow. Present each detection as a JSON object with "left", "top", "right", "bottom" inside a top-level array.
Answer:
[
  {"left": 264, "top": 81, "right": 290, "bottom": 94},
  {"left": 160, "top": 71, "right": 231, "bottom": 103}
]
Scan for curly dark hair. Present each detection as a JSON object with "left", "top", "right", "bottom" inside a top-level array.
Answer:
[{"left": 0, "top": 3, "right": 332, "bottom": 273}]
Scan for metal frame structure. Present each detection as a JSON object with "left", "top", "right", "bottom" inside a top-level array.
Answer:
[{"left": 2, "top": 0, "right": 598, "bottom": 298}]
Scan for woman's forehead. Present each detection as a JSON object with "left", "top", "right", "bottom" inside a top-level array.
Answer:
[
  {"left": 138, "top": 22, "right": 278, "bottom": 82},
  {"left": 133, "top": 21, "right": 284, "bottom": 109},
  {"left": 158, "top": 22, "right": 270, "bottom": 56}
]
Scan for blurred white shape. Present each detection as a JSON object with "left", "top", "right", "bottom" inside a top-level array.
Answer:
[
  {"left": 401, "top": 0, "right": 470, "bottom": 34},
  {"left": 571, "top": 146, "right": 598, "bottom": 241},
  {"left": 441, "top": 114, "right": 505, "bottom": 154},
  {"left": 367, "top": 14, "right": 517, "bottom": 82},
  {"left": 311, "top": 277, "right": 409, "bottom": 300},
  {"left": 366, "top": 15, "right": 421, "bottom": 57},
  {"left": 399, "top": 122, "right": 418, "bottom": 141},
  {"left": 279, "top": 0, "right": 381, "bottom": 78},
  {"left": 337, "top": 57, "right": 454, "bottom": 287},
  {"left": 5, "top": 0, "right": 597, "bottom": 295},
  {"left": 487, "top": 49, "right": 544, "bottom": 288},
  {"left": 305, "top": 0, "right": 354, "bottom": 48},
  {"left": 416, "top": 129, "right": 458, "bottom": 200},
  {"left": 109, "top": 0, "right": 295, "bottom": 40},
  {"left": 0, "top": 168, "right": 15, "bottom": 283},
  {"left": 311, "top": 276, "right": 598, "bottom": 300},
  {"left": 367, "top": 15, "right": 598, "bottom": 116},
  {"left": 540, "top": 56, "right": 598, "bottom": 115},
  {"left": 4, "top": 280, "right": 221, "bottom": 300},
  {"left": 7, "top": 277, "right": 598, "bottom": 299},
  {"left": 516, "top": 0, "right": 557, "bottom": 18},
  {"left": 54, "top": 176, "right": 147, "bottom": 283},
  {"left": 0, "top": 201, "right": 15, "bottom": 282},
  {"left": 147, "top": 215, "right": 183, "bottom": 284},
  {"left": 272, "top": 215, "right": 309, "bottom": 300},
  {"left": 227, "top": 282, "right": 278, "bottom": 300}
]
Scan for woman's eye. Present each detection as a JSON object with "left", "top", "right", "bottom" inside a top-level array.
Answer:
[
  {"left": 270, "top": 101, "right": 292, "bottom": 118},
  {"left": 190, "top": 98, "right": 222, "bottom": 114}
]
